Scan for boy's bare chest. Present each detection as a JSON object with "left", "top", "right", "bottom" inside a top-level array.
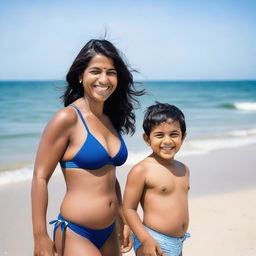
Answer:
[{"left": 145, "top": 169, "right": 189, "bottom": 195}]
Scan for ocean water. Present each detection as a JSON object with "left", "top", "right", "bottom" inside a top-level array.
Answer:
[{"left": 0, "top": 80, "right": 256, "bottom": 185}]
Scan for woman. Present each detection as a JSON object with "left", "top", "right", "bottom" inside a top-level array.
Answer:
[{"left": 31, "top": 39, "right": 143, "bottom": 256}]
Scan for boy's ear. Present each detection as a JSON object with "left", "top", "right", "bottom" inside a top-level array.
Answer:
[{"left": 143, "top": 133, "right": 151, "bottom": 146}]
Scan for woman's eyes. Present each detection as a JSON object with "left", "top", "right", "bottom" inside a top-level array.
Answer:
[
  {"left": 89, "top": 70, "right": 117, "bottom": 76},
  {"left": 107, "top": 71, "right": 117, "bottom": 76},
  {"left": 90, "top": 70, "right": 100, "bottom": 75}
]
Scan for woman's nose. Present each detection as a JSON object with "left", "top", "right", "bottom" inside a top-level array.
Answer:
[{"left": 98, "top": 72, "right": 108, "bottom": 84}]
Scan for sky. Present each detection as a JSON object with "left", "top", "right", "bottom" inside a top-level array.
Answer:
[{"left": 0, "top": 0, "right": 256, "bottom": 80}]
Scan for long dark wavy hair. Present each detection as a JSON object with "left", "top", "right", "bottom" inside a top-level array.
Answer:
[{"left": 61, "top": 39, "right": 144, "bottom": 135}]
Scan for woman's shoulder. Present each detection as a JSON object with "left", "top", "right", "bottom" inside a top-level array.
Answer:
[{"left": 46, "top": 106, "right": 78, "bottom": 131}]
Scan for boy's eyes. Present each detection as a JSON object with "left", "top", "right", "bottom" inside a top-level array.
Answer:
[
  {"left": 155, "top": 134, "right": 163, "bottom": 138},
  {"left": 154, "top": 133, "right": 180, "bottom": 138}
]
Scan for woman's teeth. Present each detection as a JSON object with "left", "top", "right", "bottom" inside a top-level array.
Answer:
[{"left": 95, "top": 85, "right": 108, "bottom": 91}]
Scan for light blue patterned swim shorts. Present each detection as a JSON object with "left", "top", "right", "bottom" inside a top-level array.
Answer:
[{"left": 132, "top": 225, "right": 190, "bottom": 256}]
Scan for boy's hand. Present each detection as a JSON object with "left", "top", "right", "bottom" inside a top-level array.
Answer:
[
  {"left": 138, "top": 236, "right": 166, "bottom": 256},
  {"left": 120, "top": 224, "right": 133, "bottom": 253}
]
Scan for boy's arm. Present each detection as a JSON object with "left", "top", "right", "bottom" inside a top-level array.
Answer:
[{"left": 123, "top": 164, "right": 164, "bottom": 256}]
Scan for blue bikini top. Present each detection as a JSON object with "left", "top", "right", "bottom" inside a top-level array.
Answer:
[{"left": 60, "top": 104, "right": 128, "bottom": 170}]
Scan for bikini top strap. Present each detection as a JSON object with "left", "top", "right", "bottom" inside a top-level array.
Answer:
[{"left": 70, "top": 104, "right": 90, "bottom": 133}]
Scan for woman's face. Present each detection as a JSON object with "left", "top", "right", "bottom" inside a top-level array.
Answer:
[{"left": 81, "top": 54, "right": 118, "bottom": 103}]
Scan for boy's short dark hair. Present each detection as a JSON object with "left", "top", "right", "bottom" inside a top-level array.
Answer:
[{"left": 143, "top": 102, "right": 186, "bottom": 138}]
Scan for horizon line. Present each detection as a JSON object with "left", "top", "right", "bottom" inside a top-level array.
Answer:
[{"left": 0, "top": 79, "right": 256, "bottom": 83}]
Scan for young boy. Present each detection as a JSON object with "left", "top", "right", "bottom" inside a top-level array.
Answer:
[{"left": 123, "top": 102, "right": 190, "bottom": 256}]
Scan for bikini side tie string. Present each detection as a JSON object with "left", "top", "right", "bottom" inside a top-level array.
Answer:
[{"left": 49, "top": 219, "right": 68, "bottom": 256}]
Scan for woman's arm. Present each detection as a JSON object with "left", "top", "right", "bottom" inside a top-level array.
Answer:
[
  {"left": 115, "top": 179, "right": 133, "bottom": 253},
  {"left": 31, "top": 109, "right": 74, "bottom": 256}
]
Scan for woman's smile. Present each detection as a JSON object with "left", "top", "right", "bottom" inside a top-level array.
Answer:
[
  {"left": 81, "top": 54, "right": 118, "bottom": 103},
  {"left": 93, "top": 84, "right": 111, "bottom": 95}
]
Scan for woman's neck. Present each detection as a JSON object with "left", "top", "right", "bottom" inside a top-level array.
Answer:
[{"left": 82, "top": 97, "right": 104, "bottom": 116}]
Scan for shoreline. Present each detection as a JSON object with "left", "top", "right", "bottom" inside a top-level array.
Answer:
[
  {"left": 118, "top": 144, "right": 256, "bottom": 197},
  {"left": 0, "top": 145, "right": 255, "bottom": 255},
  {"left": 1, "top": 143, "right": 256, "bottom": 192}
]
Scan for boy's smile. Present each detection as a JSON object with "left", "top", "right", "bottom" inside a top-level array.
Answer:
[{"left": 144, "top": 119, "right": 185, "bottom": 162}]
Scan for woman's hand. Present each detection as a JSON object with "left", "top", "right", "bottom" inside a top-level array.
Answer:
[
  {"left": 34, "top": 235, "right": 56, "bottom": 256},
  {"left": 120, "top": 223, "right": 133, "bottom": 253},
  {"left": 138, "top": 236, "right": 166, "bottom": 256}
]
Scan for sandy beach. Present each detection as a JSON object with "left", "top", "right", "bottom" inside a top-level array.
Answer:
[{"left": 0, "top": 145, "right": 255, "bottom": 256}]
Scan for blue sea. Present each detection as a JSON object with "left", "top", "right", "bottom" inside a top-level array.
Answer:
[{"left": 0, "top": 80, "right": 256, "bottom": 185}]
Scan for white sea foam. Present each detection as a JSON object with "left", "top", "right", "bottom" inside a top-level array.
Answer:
[
  {"left": 185, "top": 136, "right": 256, "bottom": 154},
  {"left": 125, "top": 128, "right": 256, "bottom": 165},
  {"left": 183, "top": 128, "right": 256, "bottom": 155},
  {"left": 229, "top": 128, "right": 256, "bottom": 137},
  {"left": 125, "top": 149, "right": 151, "bottom": 166},
  {"left": 0, "top": 165, "right": 61, "bottom": 186},
  {"left": 0, "top": 167, "right": 33, "bottom": 186},
  {"left": 234, "top": 102, "right": 256, "bottom": 111}
]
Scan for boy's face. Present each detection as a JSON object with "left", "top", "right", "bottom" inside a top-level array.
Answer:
[{"left": 143, "top": 118, "right": 185, "bottom": 161}]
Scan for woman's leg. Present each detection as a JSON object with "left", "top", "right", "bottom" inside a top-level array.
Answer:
[
  {"left": 100, "top": 224, "right": 121, "bottom": 256},
  {"left": 54, "top": 226, "right": 102, "bottom": 256}
]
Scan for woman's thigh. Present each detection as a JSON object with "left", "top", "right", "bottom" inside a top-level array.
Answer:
[
  {"left": 54, "top": 227, "right": 102, "bottom": 256},
  {"left": 100, "top": 224, "right": 121, "bottom": 256}
]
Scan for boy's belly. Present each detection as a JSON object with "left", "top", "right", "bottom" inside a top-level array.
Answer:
[{"left": 142, "top": 195, "right": 189, "bottom": 237}]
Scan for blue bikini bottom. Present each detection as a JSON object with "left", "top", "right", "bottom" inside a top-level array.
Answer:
[{"left": 50, "top": 213, "right": 115, "bottom": 249}]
